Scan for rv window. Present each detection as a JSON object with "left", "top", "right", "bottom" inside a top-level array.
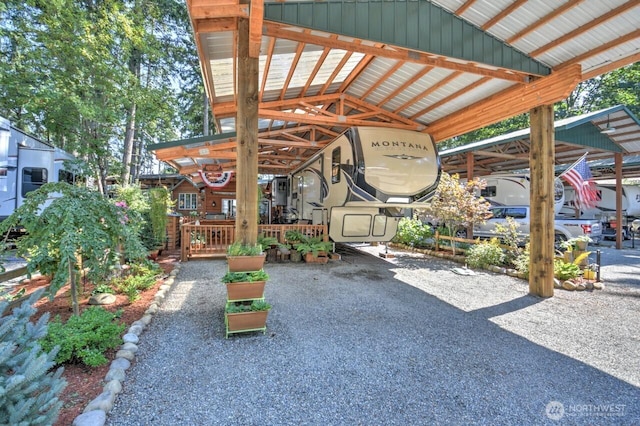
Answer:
[
  {"left": 331, "top": 148, "right": 341, "bottom": 184},
  {"left": 58, "top": 169, "right": 76, "bottom": 184},
  {"left": 178, "top": 193, "right": 198, "bottom": 210},
  {"left": 481, "top": 186, "right": 497, "bottom": 197},
  {"left": 0, "top": 168, "right": 6, "bottom": 177},
  {"left": 22, "top": 167, "right": 48, "bottom": 197}
]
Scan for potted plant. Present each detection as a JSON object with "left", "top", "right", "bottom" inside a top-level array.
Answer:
[
  {"left": 295, "top": 235, "right": 333, "bottom": 263},
  {"left": 284, "top": 229, "right": 305, "bottom": 245},
  {"left": 258, "top": 234, "right": 280, "bottom": 262},
  {"left": 226, "top": 241, "right": 266, "bottom": 272},
  {"left": 561, "top": 235, "right": 593, "bottom": 252},
  {"left": 225, "top": 299, "right": 272, "bottom": 338},
  {"left": 222, "top": 270, "right": 269, "bottom": 301}
]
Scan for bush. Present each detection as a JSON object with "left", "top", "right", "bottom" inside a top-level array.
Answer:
[
  {"left": 554, "top": 260, "right": 581, "bottom": 281},
  {"left": 114, "top": 274, "right": 157, "bottom": 302},
  {"left": 513, "top": 242, "right": 531, "bottom": 279},
  {"left": 466, "top": 238, "right": 505, "bottom": 268},
  {"left": 0, "top": 290, "right": 67, "bottom": 425},
  {"left": 40, "top": 307, "right": 125, "bottom": 367},
  {"left": 393, "top": 218, "right": 433, "bottom": 247}
]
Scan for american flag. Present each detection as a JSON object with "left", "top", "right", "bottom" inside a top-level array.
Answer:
[{"left": 560, "top": 154, "right": 599, "bottom": 209}]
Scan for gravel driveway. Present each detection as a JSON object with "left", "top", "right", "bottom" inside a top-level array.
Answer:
[{"left": 105, "top": 244, "right": 640, "bottom": 425}]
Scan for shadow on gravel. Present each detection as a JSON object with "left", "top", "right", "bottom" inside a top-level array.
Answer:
[
  {"left": 469, "top": 295, "right": 543, "bottom": 319},
  {"left": 106, "top": 249, "right": 640, "bottom": 426}
]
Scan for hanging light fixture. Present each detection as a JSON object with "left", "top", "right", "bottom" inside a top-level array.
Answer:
[{"left": 601, "top": 115, "right": 616, "bottom": 134}]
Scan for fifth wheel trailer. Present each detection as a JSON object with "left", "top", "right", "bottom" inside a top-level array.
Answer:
[
  {"left": 272, "top": 126, "right": 441, "bottom": 243},
  {"left": 0, "top": 116, "right": 78, "bottom": 221}
]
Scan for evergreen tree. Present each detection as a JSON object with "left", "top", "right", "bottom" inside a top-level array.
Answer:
[{"left": 0, "top": 289, "right": 67, "bottom": 425}]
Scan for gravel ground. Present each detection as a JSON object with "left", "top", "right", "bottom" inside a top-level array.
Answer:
[{"left": 106, "top": 244, "right": 640, "bottom": 426}]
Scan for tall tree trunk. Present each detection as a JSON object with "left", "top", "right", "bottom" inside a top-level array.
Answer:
[
  {"left": 121, "top": 46, "right": 141, "bottom": 185},
  {"left": 121, "top": 102, "right": 136, "bottom": 185}
]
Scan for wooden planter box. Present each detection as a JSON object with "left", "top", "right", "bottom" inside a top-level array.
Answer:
[
  {"left": 227, "top": 254, "right": 266, "bottom": 272},
  {"left": 304, "top": 252, "right": 329, "bottom": 264},
  {"left": 225, "top": 310, "right": 270, "bottom": 338},
  {"left": 225, "top": 281, "right": 266, "bottom": 302}
]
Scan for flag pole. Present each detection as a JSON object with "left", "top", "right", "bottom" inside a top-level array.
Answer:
[{"left": 558, "top": 152, "right": 588, "bottom": 178}]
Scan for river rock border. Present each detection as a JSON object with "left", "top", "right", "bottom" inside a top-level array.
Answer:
[
  {"left": 389, "top": 243, "right": 604, "bottom": 291},
  {"left": 71, "top": 263, "right": 182, "bottom": 426}
]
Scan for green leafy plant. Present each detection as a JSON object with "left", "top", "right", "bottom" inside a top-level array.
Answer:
[
  {"left": 560, "top": 235, "right": 593, "bottom": 252},
  {"left": 227, "top": 241, "right": 263, "bottom": 256},
  {"left": 40, "top": 306, "right": 126, "bottom": 367},
  {"left": 493, "top": 216, "right": 526, "bottom": 265},
  {"left": 392, "top": 217, "right": 433, "bottom": 247},
  {"left": 257, "top": 234, "right": 279, "bottom": 248},
  {"left": 0, "top": 183, "right": 147, "bottom": 316},
  {"left": 0, "top": 289, "right": 67, "bottom": 425},
  {"left": 466, "top": 238, "right": 505, "bottom": 268},
  {"left": 225, "top": 299, "right": 272, "bottom": 313},
  {"left": 513, "top": 242, "right": 531, "bottom": 279},
  {"left": 114, "top": 273, "right": 157, "bottom": 303},
  {"left": 554, "top": 260, "right": 581, "bottom": 281},
  {"left": 294, "top": 235, "right": 333, "bottom": 257},
  {"left": 284, "top": 230, "right": 305, "bottom": 243},
  {"left": 222, "top": 270, "right": 269, "bottom": 283},
  {"left": 91, "top": 283, "right": 115, "bottom": 295}
]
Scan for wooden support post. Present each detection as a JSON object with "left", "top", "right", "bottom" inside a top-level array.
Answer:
[
  {"left": 235, "top": 9, "right": 259, "bottom": 245},
  {"left": 529, "top": 105, "right": 555, "bottom": 298},
  {"left": 615, "top": 153, "right": 623, "bottom": 249},
  {"left": 466, "top": 151, "right": 475, "bottom": 239}
]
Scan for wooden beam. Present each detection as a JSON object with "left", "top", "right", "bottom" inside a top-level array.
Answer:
[
  {"left": 280, "top": 37, "right": 306, "bottom": 99},
  {"left": 410, "top": 76, "right": 491, "bottom": 120},
  {"left": 193, "top": 18, "right": 238, "bottom": 34},
  {"left": 378, "top": 66, "right": 434, "bottom": 108},
  {"left": 258, "top": 108, "right": 420, "bottom": 130},
  {"left": 481, "top": 0, "right": 527, "bottom": 31},
  {"left": 249, "top": 0, "right": 263, "bottom": 58},
  {"left": 506, "top": 0, "right": 585, "bottom": 44},
  {"left": 264, "top": 23, "right": 538, "bottom": 82},
  {"left": 455, "top": 0, "right": 477, "bottom": 15},
  {"left": 235, "top": 11, "right": 259, "bottom": 244},
  {"left": 428, "top": 65, "right": 582, "bottom": 142},
  {"left": 190, "top": 3, "right": 248, "bottom": 20},
  {"left": 529, "top": 1, "right": 639, "bottom": 58},
  {"left": 581, "top": 51, "right": 640, "bottom": 81},
  {"left": 559, "top": 29, "right": 640, "bottom": 68},
  {"left": 529, "top": 104, "right": 555, "bottom": 298},
  {"left": 615, "top": 153, "right": 623, "bottom": 249},
  {"left": 394, "top": 71, "right": 463, "bottom": 114}
]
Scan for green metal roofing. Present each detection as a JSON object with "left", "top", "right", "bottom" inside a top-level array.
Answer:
[
  {"left": 440, "top": 106, "right": 640, "bottom": 158},
  {"left": 148, "top": 132, "right": 237, "bottom": 151},
  {"left": 264, "top": 0, "right": 550, "bottom": 77}
]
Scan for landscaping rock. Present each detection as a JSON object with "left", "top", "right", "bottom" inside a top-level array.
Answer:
[
  {"left": 72, "top": 409, "right": 106, "bottom": 426},
  {"left": 88, "top": 293, "right": 117, "bottom": 305},
  {"left": 562, "top": 280, "right": 577, "bottom": 291}
]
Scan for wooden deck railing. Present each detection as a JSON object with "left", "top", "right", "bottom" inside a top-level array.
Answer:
[{"left": 180, "top": 223, "right": 328, "bottom": 261}]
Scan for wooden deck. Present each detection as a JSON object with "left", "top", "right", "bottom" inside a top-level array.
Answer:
[{"left": 180, "top": 223, "right": 328, "bottom": 261}]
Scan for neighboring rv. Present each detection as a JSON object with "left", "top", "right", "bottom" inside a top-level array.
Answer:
[
  {"left": 561, "top": 183, "right": 640, "bottom": 239},
  {"left": 0, "top": 116, "right": 78, "bottom": 221},
  {"left": 272, "top": 126, "right": 441, "bottom": 242},
  {"left": 473, "top": 173, "right": 566, "bottom": 214}
]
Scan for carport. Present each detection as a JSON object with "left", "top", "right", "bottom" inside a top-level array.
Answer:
[
  {"left": 155, "top": 1, "right": 640, "bottom": 297},
  {"left": 439, "top": 104, "right": 640, "bottom": 247}
]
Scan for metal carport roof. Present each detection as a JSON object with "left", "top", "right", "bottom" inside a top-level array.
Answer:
[
  {"left": 439, "top": 105, "right": 640, "bottom": 178},
  {"left": 156, "top": 0, "right": 640, "bottom": 184}
]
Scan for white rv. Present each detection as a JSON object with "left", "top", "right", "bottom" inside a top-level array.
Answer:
[
  {"left": 274, "top": 126, "right": 441, "bottom": 242},
  {"left": 0, "top": 116, "right": 77, "bottom": 221},
  {"left": 475, "top": 174, "right": 566, "bottom": 214},
  {"left": 562, "top": 184, "right": 640, "bottom": 239}
]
